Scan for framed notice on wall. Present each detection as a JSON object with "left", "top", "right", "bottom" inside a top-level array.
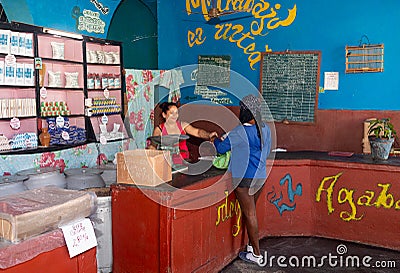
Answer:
[
  {"left": 260, "top": 51, "right": 321, "bottom": 123},
  {"left": 197, "top": 55, "right": 231, "bottom": 87}
]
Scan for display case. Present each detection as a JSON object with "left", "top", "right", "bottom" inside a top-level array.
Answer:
[
  {"left": 36, "top": 31, "right": 86, "bottom": 147},
  {"left": 0, "top": 22, "right": 128, "bottom": 153},
  {"left": 83, "top": 37, "right": 128, "bottom": 144},
  {"left": 0, "top": 23, "right": 38, "bottom": 152}
]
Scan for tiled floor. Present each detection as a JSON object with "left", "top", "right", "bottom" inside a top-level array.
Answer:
[{"left": 220, "top": 236, "right": 400, "bottom": 273}]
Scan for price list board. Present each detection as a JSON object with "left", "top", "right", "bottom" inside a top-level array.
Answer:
[
  {"left": 260, "top": 51, "right": 321, "bottom": 123},
  {"left": 197, "top": 55, "right": 231, "bottom": 87}
]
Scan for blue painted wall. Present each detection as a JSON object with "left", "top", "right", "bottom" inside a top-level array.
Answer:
[{"left": 158, "top": 0, "right": 400, "bottom": 111}]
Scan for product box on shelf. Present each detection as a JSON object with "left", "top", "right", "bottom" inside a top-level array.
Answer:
[
  {"left": 9, "top": 31, "right": 19, "bottom": 55},
  {"left": 117, "top": 149, "right": 172, "bottom": 186},
  {"left": 0, "top": 187, "right": 97, "bottom": 242},
  {"left": 0, "top": 29, "right": 10, "bottom": 54}
]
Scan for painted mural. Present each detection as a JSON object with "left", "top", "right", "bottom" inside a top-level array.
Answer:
[
  {"left": 267, "top": 173, "right": 303, "bottom": 215},
  {"left": 159, "top": 1, "right": 400, "bottom": 111},
  {"left": 186, "top": 0, "right": 297, "bottom": 70}
]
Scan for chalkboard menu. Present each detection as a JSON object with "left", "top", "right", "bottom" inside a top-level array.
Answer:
[
  {"left": 260, "top": 51, "right": 321, "bottom": 123},
  {"left": 197, "top": 55, "right": 231, "bottom": 87}
]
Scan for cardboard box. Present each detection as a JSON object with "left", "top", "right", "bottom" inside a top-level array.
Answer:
[
  {"left": 117, "top": 149, "right": 172, "bottom": 186},
  {"left": 0, "top": 187, "right": 96, "bottom": 243}
]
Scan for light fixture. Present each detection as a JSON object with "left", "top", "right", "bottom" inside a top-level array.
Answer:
[{"left": 43, "top": 28, "right": 83, "bottom": 40}]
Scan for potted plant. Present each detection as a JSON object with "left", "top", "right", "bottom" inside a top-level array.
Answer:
[{"left": 368, "top": 118, "right": 397, "bottom": 160}]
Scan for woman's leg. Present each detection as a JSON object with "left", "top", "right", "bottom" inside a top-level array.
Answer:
[{"left": 235, "top": 187, "right": 261, "bottom": 256}]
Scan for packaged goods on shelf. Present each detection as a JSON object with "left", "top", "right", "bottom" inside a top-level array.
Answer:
[
  {"left": 25, "top": 33, "right": 34, "bottom": 56},
  {"left": 15, "top": 63, "right": 24, "bottom": 85},
  {"left": 87, "top": 50, "right": 120, "bottom": 64},
  {"left": 18, "top": 33, "right": 25, "bottom": 55},
  {"left": 64, "top": 71, "right": 79, "bottom": 88},
  {"left": 9, "top": 31, "right": 18, "bottom": 55},
  {"left": 99, "top": 122, "right": 124, "bottom": 141},
  {"left": 50, "top": 42, "right": 65, "bottom": 60},
  {"left": 46, "top": 117, "right": 86, "bottom": 145},
  {"left": 87, "top": 73, "right": 95, "bottom": 89},
  {"left": 0, "top": 30, "right": 10, "bottom": 54},
  {"left": 9, "top": 132, "right": 38, "bottom": 150},
  {"left": 96, "top": 50, "right": 105, "bottom": 64},
  {"left": 0, "top": 135, "right": 10, "bottom": 151},
  {"left": 24, "top": 63, "right": 34, "bottom": 86},
  {"left": 40, "top": 101, "right": 69, "bottom": 117},
  {"left": 4, "top": 62, "right": 16, "bottom": 85},
  {"left": 0, "top": 98, "right": 36, "bottom": 118},
  {"left": 48, "top": 71, "right": 62, "bottom": 87}
]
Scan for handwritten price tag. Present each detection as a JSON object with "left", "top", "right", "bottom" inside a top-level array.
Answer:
[{"left": 61, "top": 218, "right": 97, "bottom": 258}]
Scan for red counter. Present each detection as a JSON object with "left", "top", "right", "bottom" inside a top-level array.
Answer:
[
  {"left": 112, "top": 168, "right": 245, "bottom": 273},
  {"left": 0, "top": 229, "right": 97, "bottom": 273},
  {"left": 112, "top": 153, "right": 400, "bottom": 272}
]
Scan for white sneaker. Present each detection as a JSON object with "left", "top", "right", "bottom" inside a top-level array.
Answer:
[
  {"left": 246, "top": 244, "right": 254, "bottom": 253},
  {"left": 238, "top": 251, "right": 263, "bottom": 265}
]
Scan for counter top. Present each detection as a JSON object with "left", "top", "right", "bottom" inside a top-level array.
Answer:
[{"left": 273, "top": 150, "right": 400, "bottom": 166}]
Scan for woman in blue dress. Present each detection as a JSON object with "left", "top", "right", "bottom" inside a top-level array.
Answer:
[{"left": 213, "top": 94, "right": 271, "bottom": 265}]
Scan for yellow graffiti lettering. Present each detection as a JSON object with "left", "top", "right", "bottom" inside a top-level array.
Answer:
[
  {"left": 337, "top": 188, "right": 363, "bottom": 222},
  {"left": 373, "top": 183, "right": 394, "bottom": 208},
  {"left": 266, "top": 5, "right": 297, "bottom": 30},
  {"left": 186, "top": 0, "right": 255, "bottom": 21},
  {"left": 248, "top": 52, "right": 260, "bottom": 70},
  {"left": 395, "top": 199, "right": 400, "bottom": 209},
  {"left": 251, "top": 1, "right": 296, "bottom": 35},
  {"left": 357, "top": 191, "right": 375, "bottom": 206},
  {"left": 224, "top": 0, "right": 255, "bottom": 11},
  {"left": 186, "top": 0, "right": 207, "bottom": 16},
  {"left": 317, "top": 173, "right": 400, "bottom": 221},
  {"left": 216, "top": 190, "right": 242, "bottom": 237},
  {"left": 215, "top": 23, "right": 232, "bottom": 40},
  {"left": 315, "top": 172, "right": 343, "bottom": 214},
  {"left": 214, "top": 23, "right": 269, "bottom": 70},
  {"left": 228, "top": 24, "right": 245, "bottom": 43},
  {"left": 187, "top": 28, "right": 206, "bottom": 47}
]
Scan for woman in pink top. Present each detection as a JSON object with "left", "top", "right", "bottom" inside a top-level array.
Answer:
[{"left": 151, "top": 102, "right": 218, "bottom": 164}]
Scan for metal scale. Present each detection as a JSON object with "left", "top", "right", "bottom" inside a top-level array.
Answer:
[{"left": 147, "top": 134, "right": 190, "bottom": 173}]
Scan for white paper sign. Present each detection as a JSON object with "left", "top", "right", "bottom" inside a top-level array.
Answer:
[
  {"left": 56, "top": 116, "right": 65, "bottom": 128},
  {"left": 10, "top": 117, "right": 20, "bottom": 130},
  {"left": 324, "top": 72, "right": 339, "bottom": 90},
  {"left": 40, "top": 87, "right": 47, "bottom": 99},
  {"left": 61, "top": 218, "right": 97, "bottom": 258}
]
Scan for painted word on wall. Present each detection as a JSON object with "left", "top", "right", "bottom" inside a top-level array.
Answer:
[
  {"left": 267, "top": 173, "right": 303, "bottom": 215},
  {"left": 215, "top": 190, "right": 241, "bottom": 237},
  {"left": 186, "top": 0, "right": 297, "bottom": 70},
  {"left": 315, "top": 172, "right": 400, "bottom": 222},
  {"left": 77, "top": 9, "right": 106, "bottom": 34}
]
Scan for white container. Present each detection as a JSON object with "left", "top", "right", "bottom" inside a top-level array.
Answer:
[
  {"left": 24, "top": 63, "right": 34, "bottom": 86},
  {"left": 90, "top": 195, "right": 113, "bottom": 273},
  {"left": 25, "top": 33, "right": 33, "bottom": 56},
  {"left": 18, "top": 33, "right": 26, "bottom": 55},
  {"left": 15, "top": 62, "right": 24, "bottom": 85},
  {"left": 0, "top": 30, "right": 10, "bottom": 54},
  {"left": 4, "top": 62, "right": 16, "bottom": 85},
  {"left": 9, "top": 31, "right": 19, "bottom": 55}
]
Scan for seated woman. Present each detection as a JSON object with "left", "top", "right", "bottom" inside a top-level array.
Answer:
[{"left": 150, "top": 102, "right": 218, "bottom": 165}]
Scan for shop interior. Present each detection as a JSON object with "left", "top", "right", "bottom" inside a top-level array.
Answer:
[{"left": 0, "top": 0, "right": 399, "bottom": 272}]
